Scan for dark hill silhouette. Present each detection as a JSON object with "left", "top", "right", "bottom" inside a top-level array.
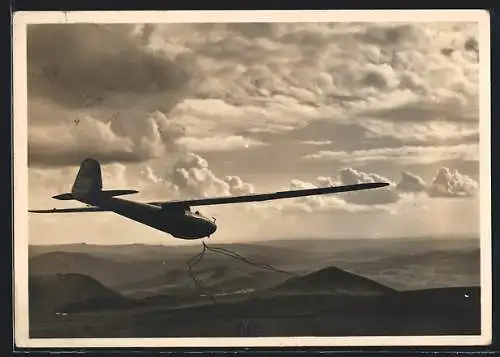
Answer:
[
  {"left": 269, "top": 266, "right": 396, "bottom": 295},
  {"left": 29, "top": 273, "right": 135, "bottom": 318}
]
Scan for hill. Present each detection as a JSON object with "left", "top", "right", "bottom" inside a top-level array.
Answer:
[
  {"left": 29, "top": 273, "right": 135, "bottom": 319},
  {"left": 268, "top": 266, "right": 397, "bottom": 296}
]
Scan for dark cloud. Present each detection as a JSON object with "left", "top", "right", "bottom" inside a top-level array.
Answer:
[
  {"left": 360, "top": 24, "right": 420, "bottom": 46},
  {"left": 27, "top": 24, "right": 193, "bottom": 168},
  {"left": 27, "top": 24, "right": 191, "bottom": 111},
  {"left": 464, "top": 36, "right": 479, "bottom": 55},
  {"left": 360, "top": 66, "right": 396, "bottom": 89},
  {"left": 440, "top": 47, "right": 455, "bottom": 57}
]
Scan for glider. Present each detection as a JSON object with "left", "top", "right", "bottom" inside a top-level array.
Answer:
[{"left": 29, "top": 158, "right": 389, "bottom": 240}]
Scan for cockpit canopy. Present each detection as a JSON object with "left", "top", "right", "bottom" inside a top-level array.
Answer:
[{"left": 191, "top": 209, "right": 216, "bottom": 223}]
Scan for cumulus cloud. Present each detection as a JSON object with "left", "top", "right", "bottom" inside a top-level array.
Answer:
[
  {"left": 268, "top": 166, "right": 478, "bottom": 216},
  {"left": 301, "top": 144, "right": 479, "bottom": 165},
  {"left": 428, "top": 167, "right": 478, "bottom": 197},
  {"left": 28, "top": 110, "right": 186, "bottom": 167},
  {"left": 28, "top": 116, "right": 137, "bottom": 167},
  {"left": 274, "top": 177, "right": 384, "bottom": 215},
  {"left": 395, "top": 167, "right": 477, "bottom": 198},
  {"left": 396, "top": 171, "right": 427, "bottom": 193},
  {"left": 167, "top": 153, "right": 255, "bottom": 199},
  {"left": 337, "top": 168, "right": 400, "bottom": 205}
]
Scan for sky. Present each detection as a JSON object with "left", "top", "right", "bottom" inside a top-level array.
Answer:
[{"left": 26, "top": 21, "right": 482, "bottom": 245}]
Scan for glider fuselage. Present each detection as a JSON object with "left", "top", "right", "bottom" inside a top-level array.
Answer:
[{"left": 79, "top": 194, "right": 217, "bottom": 240}]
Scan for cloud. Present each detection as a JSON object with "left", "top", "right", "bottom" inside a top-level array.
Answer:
[
  {"left": 168, "top": 153, "right": 255, "bottom": 199},
  {"left": 272, "top": 166, "right": 477, "bottom": 215},
  {"left": 272, "top": 177, "right": 386, "bottom": 215},
  {"left": 360, "top": 63, "right": 399, "bottom": 90},
  {"left": 300, "top": 140, "right": 333, "bottom": 146},
  {"left": 428, "top": 167, "right": 478, "bottom": 197},
  {"left": 301, "top": 144, "right": 479, "bottom": 165},
  {"left": 28, "top": 22, "right": 479, "bottom": 171},
  {"left": 176, "top": 135, "right": 267, "bottom": 152},
  {"left": 225, "top": 175, "right": 255, "bottom": 195},
  {"left": 394, "top": 167, "right": 477, "bottom": 198},
  {"left": 396, "top": 171, "right": 428, "bottom": 193},
  {"left": 337, "top": 168, "right": 400, "bottom": 205},
  {"left": 360, "top": 120, "right": 478, "bottom": 144},
  {"left": 150, "top": 21, "right": 478, "bottom": 154},
  {"left": 28, "top": 110, "right": 186, "bottom": 167},
  {"left": 28, "top": 116, "right": 137, "bottom": 167},
  {"left": 28, "top": 24, "right": 191, "bottom": 112},
  {"left": 464, "top": 36, "right": 479, "bottom": 57},
  {"left": 168, "top": 97, "right": 322, "bottom": 138},
  {"left": 27, "top": 24, "right": 194, "bottom": 168},
  {"left": 359, "top": 23, "right": 421, "bottom": 46},
  {"left": 245, "top": 125, "right": 296, "bottom": 134}
]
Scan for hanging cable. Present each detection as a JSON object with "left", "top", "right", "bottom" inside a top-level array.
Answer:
[
  {"left": 203, "top": 242, "right": 297, "bottom": 276},
  {"left": 184, "top": 240, "right": 298, "bottom": 307},
  {"left": 185, "top": 242, "right": 218, "bottom": 305}
]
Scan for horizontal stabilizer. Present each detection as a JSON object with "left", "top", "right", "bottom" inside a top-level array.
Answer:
[
  {"left": 151, "top": 182, "right": 390, "bottom": 208},
  {"left": 52, "top": 189, "right": 139, "bottom": 201},
  {"left": 29, "top": 207, "right": 110, "bottom": 213},
  {"left": 101, "top": 189, "right": 139, "bottom": 197},
  {"left": 52, "top": 193, "right": 75, "bottom": 200}
]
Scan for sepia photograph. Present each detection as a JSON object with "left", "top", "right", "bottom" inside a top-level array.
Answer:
[{"left": 13, "top": 10, "right": 491, "bottom": 348}]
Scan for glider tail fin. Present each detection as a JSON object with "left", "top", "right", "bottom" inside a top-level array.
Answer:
[
  {"left": 52, "top": 158, "right": 139, "bottom": 201},
  {"left": 71, "top": 158, "right": 103, "bottom": 200}
]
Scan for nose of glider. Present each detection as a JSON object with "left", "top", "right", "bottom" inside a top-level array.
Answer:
[{"left": 208, "top": 221, "right": 217, "bottom": 235}]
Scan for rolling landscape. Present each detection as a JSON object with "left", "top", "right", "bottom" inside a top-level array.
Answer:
[{"left": 28, "top": 236, "right": 481, "bottom": 338}]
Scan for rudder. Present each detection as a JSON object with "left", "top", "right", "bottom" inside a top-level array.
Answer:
[{"left": 71, "top": 158, "right": 103, "bottom": 200}]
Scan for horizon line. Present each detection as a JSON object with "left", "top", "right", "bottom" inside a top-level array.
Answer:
[{"left": 28, "top": 234, "right": 480, "bottom": 247}]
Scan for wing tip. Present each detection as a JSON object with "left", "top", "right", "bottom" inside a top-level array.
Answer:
[
  {"left": 338, "top": 182, "right": 390, "bottom": 191},
  {"left": 371, "top": 182, "right": 390, "bottom": 188}
]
